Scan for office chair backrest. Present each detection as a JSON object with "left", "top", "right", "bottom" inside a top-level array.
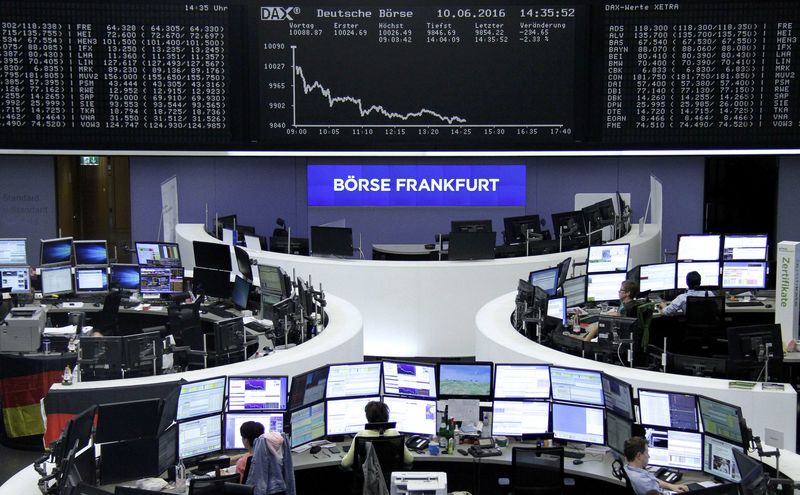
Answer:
[
  {"left": 68, "top": 311, "right": 86, "bottom": 334},
  {"left": 634, "top": 300, "right": 655, "bottom": 352},
  {"left": 610, "top": 458, "right": 636, "bottom": 495},
  {"left": 168, "top": 303, "right": 202, "bottom": 347},
  {"left": 222, "top": 482, "right": 255, "bottom": 495},
  {"left": 685, "top": 295, "right": 725, "bottom": 325},
  {"left": 511, "top": 446, "right": 564, "bottom": 493},
  {"left": 188, "top": 473, "right": 240, "bottom": 495},
  {"left": 353, "top": 434, "right": 405, "bottom": 488}
]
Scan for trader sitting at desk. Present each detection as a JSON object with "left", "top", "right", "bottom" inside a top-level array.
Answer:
[
  {"left": 659, "top": 271, "right": 714, "bottom": 316},
  {"left": 570, "top": 280, "right": 638, "bottom": 341},
  {"left": 340, "top": 401, "right": 413, "bottom": 468},
  {"left": 624, "top": 436, "right": 689, "bottom": 494}
]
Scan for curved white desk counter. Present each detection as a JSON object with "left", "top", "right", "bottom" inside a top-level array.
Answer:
[
  {"left": 177, "top": 223, "right": 661, "bottom": 357},
  {"left": 475, "top": 291, "right": 798, "bottom": 452}
]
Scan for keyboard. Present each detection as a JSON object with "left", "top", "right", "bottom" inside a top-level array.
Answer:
[
  {"left": 469, "top": 447, "right": 502, "bottom": 458},
  {"left": 204, "top": 306, "right": 237, "bottom": 318},
  {"left": 726, "top": 300, "right": 764, "bottom": 307},
  {"left": 563, "top": 449, "right": 586, "bottom": 459},
  {"left": 245, "top": 320, "right": 272, "bottom": 333}
]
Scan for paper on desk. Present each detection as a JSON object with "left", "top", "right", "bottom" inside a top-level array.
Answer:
[
  {"left": 243, "top": 316, "right": 256, "bottom": 324},
  {"left": 697, "top": 481, "right": 721, "bottom": 488},
  {"left": 446, "top": 399, "right": 480, "bottom": 423},
  {"left": 43, "top": 325, "right": 77, "bottom": 336}
]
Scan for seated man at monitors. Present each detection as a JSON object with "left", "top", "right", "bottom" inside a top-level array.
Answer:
[
  {"left": 341, "top": 401, "right": 413, "bottom": 469},
  {"left": 659, "top": 271, "right": 714, "bottom": 316},
  {"left": 623, "top": 436, "right": 689, "bottom": 494},
  {"left": 569, "top": 280, "right": 638, "bottom": 341}
]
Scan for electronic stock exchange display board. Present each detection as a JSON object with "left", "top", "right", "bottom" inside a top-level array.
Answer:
[{"left": 0, "top": 0, "right": 799, "bottom": 152}]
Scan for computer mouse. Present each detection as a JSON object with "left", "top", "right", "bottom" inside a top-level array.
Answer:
[
  {"left": 572, "top": 459, "right": 583, "bottom": 465},
  {"left": 94, "top": 303, "right": 101, "bottom": 307},
  {"left": 309, "top": 445, "right": 322, "bottom": 455},
  {"left": 765, "top": 304, "right": 773, "bottom": 308}
]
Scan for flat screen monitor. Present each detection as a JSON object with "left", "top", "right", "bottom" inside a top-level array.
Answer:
[
  {"left": 289, "top": 366, "right": 329, "bottom": 411},
  {"left": 310, "top": 226, "right": 353, "bottom": 257},
  {"left": 704, "top": 435, "right": 744, "bottom": 483},
  {"left": 383, "top": 396, "right": 437, "bottom": 436},
  {"left": 503, "top": 215, "right": 541, "bottom": 244},
  {"left": 215, "top": 214, "right": 238, "bottom": 231},
  {"left": 74, "top": 240, "right": 108, "bottom": 266},
  {"left": 556, "top": 257, "right": 572, "bottom": 289},
  {"left": 721, "top": 262, "right": 767, "bottom": 289},
  {"left": 491, "top": 400, "right": 550, "bottom": 437},
  {"left": 269, "top": 236, "right": 309, "bottom": 256},
  {"left": 586, "top": 272, "right": 626, "bottom": 303},
  {"left": 192, "top": 267, "right": 232, "bottom": 299},
  {"left": 158, "top": 426, "right": 178, "bottom": 478},
  {"left": 233, "top": 246, "right": 253, "bottom": 282},
  {"left": 698, "top": 396, "right": 744, "bottom": 446},
  {"left": 192, "top": 241, "right": 232, "bottom": 272},
  {"left": 95, "top": 398, "right": 161, "bottom": 443},
  {"left": 582, "top": 198, "right": 616, "bottom": 227},
  {"left": 723, "top": 235, "right": 768, "bottom": 261},
  {"left": 63, "top": 405, "right": 97, "bottom": 458},
  {"left": 213, "top": 317, "right": 245, "bottom": 354},
  {"left": 638, "top": 389, "right": 699, "bottom": 431},
  {"left": 110, "top": 264, "right": 140, "bottom": 291},
  {"left": 326, "top": 362, "right": 382, "bottom": 399},
  {"left": 176, "top": 376, "right": 226, "bottom": 421},
  {"left": 290, "top": 402, "right": 326, "bottom": 448},
  {"left": 258, "top": 264, "right": 287, "bottom": 296},
  {"left": 726, "top": 324, "right": 783, "bottom": 362},
  {"left": 733, "top": 449, "right": 766, "bottom": 493},
  {"left": 325, "top": 396, "right": 379, "bottom": 436},
  {"left": 602, "top": 374, "right": 634, "bottom": 421},
  {"left": 638, "top": 263, "right": 677, "bottom": 292},
  {"left": 494, "top": 364, "right": 550, "bottom": 400},
  {"left": 134, "top": 242, "right": 181, "bottom": 267},
  {"left": 552, "top": 403, "right": 605, "bottom": 445},
  {"left": 552, "top": 211, "right": 587, "bottom": 238},
  {"left": 139, "top": 267, "right": 184, "bottom": 295},
  {"left": 677, "top": 234, "right": 721, "bottom": 262},
  {"left": 74, "top": 267, "right": 109, "bottom": 294},
  {"left": 41, "top": 265, "right": 73, "bottom": 296},
  {"left": 382, "top": 361, "right": 436, "bottom": 399},
  {"left": 528, "top": 267, "right": 560, "bottom": 296},
  {"left": 550, "top": 366, "right": 604, "bottom": 406},
  {"left": 546, "top": 297, "right": 567, "bottom": 326},
  {"left": 223, "top": 412, "right": 284, "bottom": 450},
  {"left": 447, "top": 231, "right": 496, "bottom": 261},
  {"left": 587, "top": 244, "right": 630, "bottom": 274},
  {"left": 645, "top": 427, "right": 703, "bottom": 471},
  {"left": 450, "top": 219, "right": 492, "bottom": 233},
  {"left": 0, "top": 238, "right": 26, "bottom": 265},
  {"left": 0, "top": 266, "right": 30, "bottom": 293},
  {"left": 177, "top": 414, "right": 222, "bottom": 460},
  {"left": 676, "top": 261, "right": 720, "bottom": 289},
  {"left": 606, "top": 411, "right": 632, "bottom": 456},
  {"left": 437, "top": 362, "right": 493, "bottom": 400},
  {"left": 78, "top": 336, "right": 124, "bottom": 377},
  {"left": 227, "top": 376, "right": 288, "bottom": 412},
  {"left": 231, "top": 276, "right": 250, "bottom": 310},
  {"left": 40, "top": 237, "right": 73, "bottom": 266},
  {"left": 563, "top": 275, "right": 586, "bottom": 307}
]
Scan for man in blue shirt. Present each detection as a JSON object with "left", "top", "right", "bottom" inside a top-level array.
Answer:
[
  {"left": 623, "top": 436, "right": 688, "bottom": 495},
  {"left": 660, "top": 271, "right": 714, "bottom": 316}
]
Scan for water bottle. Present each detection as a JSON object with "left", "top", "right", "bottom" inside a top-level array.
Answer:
[
  {"left": 42, "top": 338, "right": 50, "bottom": 355},
  {"left": 175, "top": 458, "right": 186, "bottom": 492},
  {"left": 63, "top": 366, "right": 73, "bottom": 385}
]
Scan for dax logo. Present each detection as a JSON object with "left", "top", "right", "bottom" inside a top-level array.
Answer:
[{"left": 261, "top": 6, "right": 298, "bottom": 21}]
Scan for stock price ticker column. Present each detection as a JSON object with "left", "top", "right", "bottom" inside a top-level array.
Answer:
[
  {"left": 602, "top": 1, "right": 800, "bottom": 148},
  {"left": 0, "top": 1, "right": 233, "bottom": 148},
  {"left": 257, "top": 4, "right": 583, "bottom": 150}
]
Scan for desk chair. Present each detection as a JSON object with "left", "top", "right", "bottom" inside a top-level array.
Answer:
[
  {"left": 610, "top": 458, "right": 635, "bottom": 495},
  {"left": 683, "top": 296, "right": 726, "bottom": 353},
  {"left": 188, "top": 473, "right": 240, "bottom": 495},
  {"left": 89, "top": 291, "right": 122, "bottom": 335},
  {"left": 114, "top": 486, "right": 167, "bottom": 494},
  {"left": 351, "top": 434, "right": 406, "bottom": 494},
  {"left": 510, "top": 446, "right": 568, "bottom": 495},
  {"left": 633, "top": 300, "right": 655, "bottom": 366},
  {"left": 222, "top": 482, "right": 255, "bottom": 494}
]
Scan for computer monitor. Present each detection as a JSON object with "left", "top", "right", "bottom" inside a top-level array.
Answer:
[
  {"left": 120, "top": 331, "right": 161, "bottom": 375},
  {"left": 227, "top": 376, "right": 288, "bottom": 412},
  {"left": 605, "top": 411, "right": 632, "bottom": 456},
  {"left": 727, "top": 324, "right": 783, "bottom": 362},
  {"left": 556, "top": 257, "right": 572, "bottom": 290},
  {"left": 78, "top": 336, "right": 124, "bottom": 380},
  {"left": 670, "top": 352, "right": 727, "bottom": 378},
  {"left": 383, "top": 396, "right": 437, "bottom": 436},
  {"left": 139, "top": 267, "right": 184, "bottom": 295},
  {"left": 586, "top": 272, "right": 626, "bottom": 303},
  {"left": 157, "top": 425, "right": 177, "bottom": 478},
  {"left": 41, "top": 265, "right": 73, "bottom": 296},
  {"left": 177, "top": 413, "right": 222, "bottom": 461},
  {"left": 551, "top": 211, "right": 587, "bottom": 238},
  {"left": 637, "top": 389, "right": 699, "bottom": 431},
  {"left": 288, "top": 366, "right": 329, "bottom": 411},
  {"left": 213, "top": 317, "right": 245, "bottom": 355},
  {"left": 215, "top": 214, "right": 238, "bottom": 232},
  {"left": 223, "top": 412, "right": 284, "bottom": 450},
  {"left": 502, "top": 215, "right": 541, "bottom": 245},
  {"left": 551, "top": 402, "right": 605, "bottom": 445},
  {"left": 602, "top": 374, "right": 634, "bottom": 421},
  {"left": 40, "top": 237, "right": 74, "bottom": 267},
  {"left": 382, "top": 361, "right": 436, "bottom": 399},
  {"left": 310, "top": 226, "right": 353, "bottom": 257},
  {"left": 290, "top": 402, "right": 326, "bottom": 448},
  {"left": 233, "top": 246, "right": 253, "bottom": 282},
  {"left": 723, "top": 234, "right": 768, "bottom": 261},
  {"left": 0, "top": 266, "right": 30, "bottom": 293},
  {"left": 191, "top": 266, "right": 232, "bottom": 299},
  {"left": 733, "top": 448, "right": 766, "bottom": 494},
  {"left": 676, "top": 261, "right": 720, "bottom": 289},
  {"left": 61, "top": 405, "right": 97, "bottom": 460},
  {"left": 134, "top": 242, "right": 181, "bottom": 267},
  {"left": 595, "top": 316, "right": 637, "bottom": 351},
  {"left": 677, "top": 234, "right": 721, "bottom": 262},
  {"left": 549, "top": 366, "right": 604, "bottom": 406},
  {"left": 326, "top": 396, "right": 379, "bottom": 436},
  {"left": 705, "top": 435, "right": 744, "bottom": 483},
  {"left": 176, "top": 376, "right": 226, "bottom": 421},
  {"left": 110, "top": 264, "right": 140, "bottom": 291},
  {"left": 528, "top": 266, "right": 560, "bottom": 296},
  {"left": 450, "top": 219, "right": 492, "bottom": 233},
  {"left": 587, "top": 244, "right": 630, "bottom": 274},
  {"left": 491, "top": 400, "right": 550, "bottom": 437},
  {"left": 158, "top": 386, "right": 180, "bottom": 435},
  {"left": 721, "top": 261, "right": 767, "bottom": 289},
  {"left": 493, "top": 364, "right": 550, "bottom": 400},
  {"left": 563, "top": 275, "right": 586, "bottom": 307},
  {"left": 95, "top": 398, "right": 162, "bottom": 443},
  {"left": 582, "top": 198, "right": 616, "bottom": 228},
  {"left": 230, "top": 276, "right": 250, "bottom": 310},
  {"left": 645, "top": 427, "right": 703, "bottom": 471},
  {"left": 437, "top": 362, "right": 493, "bottom": 400},
  {"left": 258, "top": 264, "right": 287, "bottom": 296},
  {"left": 74, "top": 267, "right": 109, "bottom": 294},
  {"left": 269, "top": 236, "right": 309, "bottom": 256},
  {"left": 697, "top": 396, "right": 744, "bottom": 446},
  {"left": 326, "top": 362, "right": 382, "bottom": 399},
  {"left": 546, "top": 297, "right": 567, "bottom": 326},
  {"left": 447, "top": 231, "right": 496, "bottom": 261},
  {"left": 192, "top": 241, "right": 232, "bottom": 272},
  {"left": 638, "top": 262, "right": 677, "bottom": 292},
  {"left": 73, "top": 240, "right": 108, "bottom": 266},
  {"left": 0, "top": 238, "right": 26, "bottom": 265}
]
